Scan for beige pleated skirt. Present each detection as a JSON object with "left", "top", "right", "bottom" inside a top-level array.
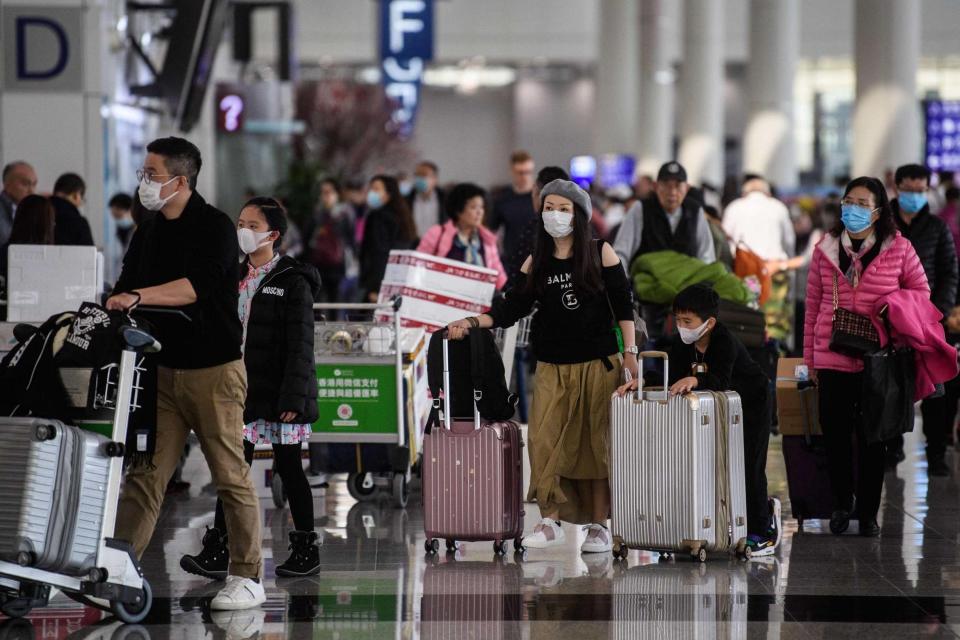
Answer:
[{"left": 527, "top": 355, "right": 622, "bottom": 524}]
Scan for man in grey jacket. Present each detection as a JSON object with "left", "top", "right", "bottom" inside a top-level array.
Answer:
[{"left": 613, "top": 162, "right": 716, "bottom": 338}]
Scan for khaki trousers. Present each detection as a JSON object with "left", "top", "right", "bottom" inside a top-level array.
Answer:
[{"left": 115, "top": 360, "right": 262, "bottom": 578}]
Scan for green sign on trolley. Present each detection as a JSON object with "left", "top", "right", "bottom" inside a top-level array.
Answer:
[{"left": 312, "top": 363, "right": 399, "bottom": 439}]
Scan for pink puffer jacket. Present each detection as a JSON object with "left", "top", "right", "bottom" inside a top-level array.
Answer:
[
  {"left": 416, "top": 220, "right": 508, "bottom": 289},
  {"left": 803, "top": 231, "right": 929, "bottom": 373}
]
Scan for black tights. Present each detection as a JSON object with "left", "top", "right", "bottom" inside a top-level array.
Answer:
[{"left": 214, "top": 440, "right": 315, "bottom": 533}]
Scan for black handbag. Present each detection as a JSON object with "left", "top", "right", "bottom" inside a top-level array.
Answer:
[
  {"left": 861, "top": 333, "right": 916, "bottom": 445},
  {"left": 829, "top": 273, "right": 880, "bottom": 356}
]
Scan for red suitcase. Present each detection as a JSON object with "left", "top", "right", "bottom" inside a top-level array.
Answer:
[
  {"left": 421, "top": 559, "right": 523, "bottom": 640},
  {"left": 422, "top": 332, "right": 525, "bottom": 556}
]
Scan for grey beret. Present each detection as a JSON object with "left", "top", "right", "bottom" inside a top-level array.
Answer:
[{"left": 540, "top": 179, "right": 592, "bottom": 217}]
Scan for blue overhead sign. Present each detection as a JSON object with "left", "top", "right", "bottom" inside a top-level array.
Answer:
[
  {"left": 925, "top": 100, "right": 960, "bottom": 172},
  {"left": 380, "top": 0, "right": 434, "bottom": 138}
]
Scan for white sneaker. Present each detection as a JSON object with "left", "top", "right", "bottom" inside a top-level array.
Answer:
[
  {"left": 210, "top": 576, "right": 266, "bottom": 611},
  {"left": 769, "top": 498, "right": 783, "bottom": 549},
  {"left": 211, "top": 609, "right": 266, "bottom": 639},
  {"left": 580, "top": 523, "right": 613, "bottom": 554},
  {"left": 522, "top": 518, "right": 566, "bottom": 549}
]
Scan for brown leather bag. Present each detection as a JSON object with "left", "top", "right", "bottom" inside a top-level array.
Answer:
[{"left": 733, "top": 242, "right": 772, "bottom": 306}]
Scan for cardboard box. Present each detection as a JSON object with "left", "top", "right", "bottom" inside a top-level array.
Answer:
[
  {"left": 375, "top": 250, "right": 498, "bottom": 331},
  {"left": 776, "top": 358, "right": 822, "bottom": 436},
  {"left": 7, "top": 245, "right": 103, "bottom": 322}
]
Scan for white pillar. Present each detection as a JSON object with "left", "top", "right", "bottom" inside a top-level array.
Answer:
[
  {"left": 678, "top": 0, "right": 724, "bottom": 186},
  {"left": 743, "top": 0, "right": 798, "bottom": 189},
  {"left": 852, "top": 0, "right": 921, "bottom": 178},
  {"left": 636, "top": 0, "right": 675, "bottom": 176},
  {"left": 594, "top": 0, "right": 638, "bottom": 156}
]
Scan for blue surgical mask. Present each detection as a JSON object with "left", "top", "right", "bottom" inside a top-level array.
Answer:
[
  {"left": 115, "top": 217, "right": 134, "bottom": 230},
  {"left": 399, "top": 181, "right": 413, "bottom": 197},
  {"left": 840, "top": 204, "right": 875, "bottom": 234},
  {"left": 414, "top": 177, "right": 430, "bottom": 194},
  {"left": 366, "top": 191, "right": 384, "bottom": 209},
  {"left": 899, "top": 191, "right": 928, "bottom": 214}
]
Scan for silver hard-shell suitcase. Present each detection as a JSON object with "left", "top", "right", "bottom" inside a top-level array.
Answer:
[
  {"left": 0, "top": 418, "right": 110, "bottom": 576},
  {"left": 610, "top": 351, "right": 749, "bottom": 562}
]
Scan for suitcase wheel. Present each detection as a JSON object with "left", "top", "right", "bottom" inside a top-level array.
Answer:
[
  {"left": 425, "top": 538, "right": 440, "bottom": 555},
  {"left": 691, "top": 547, "right": 707, "bottom": 563},
  {"left": 392, "top": 474, "right": 409, "bottom": 509},
  {"left": 347, "top": 473, "right": 378, "bottom": 503},
  {"left": 110, "top": 577, "right": 152, "bottom": 625},
  {"left": 493, "top": 540, "right": 508, "bottom": 556},
  {"left": 512, "top": 538, "right": 525, "bottom": 555},
  {"left": 445, "top": 539, "right": 459, "bottom": 553}
]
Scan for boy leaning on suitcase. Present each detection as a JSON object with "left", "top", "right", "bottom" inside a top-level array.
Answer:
[{"left": 617, "top": 283, "right": 782, "bottom": 556}]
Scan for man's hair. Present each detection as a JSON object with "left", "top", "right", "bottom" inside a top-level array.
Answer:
[
  {"left": 417, "top": 160, "right": 439, "bottom": 175},
  {"left": 894, "top": 163, "right": 931, "bottom": 186},
  {"left": 53, "top": 172, "right": 86, "bottom": 197},
  {"left": 2, "top": 161, "right": 30, "bottom": 182},
  {"left": 536, "top": 166, "right": 570, "bottom": 189},
  {"left": 146, "top": 137, "right": 202, "bottom": 189},
  {"left": 109, "top": 192, "right": 133, "bottom": 210},
  {"left": 510, "top": 150, "right": 533, "bottom": 165},
  {"left": 673, "top": 283, "right": 720, "bottom": 321},
  {"left": 742, "top": 173, "right": 764, "bottom": 185},
  {"left": 947, "top": 186, "right": 960, "bottom": 201}
]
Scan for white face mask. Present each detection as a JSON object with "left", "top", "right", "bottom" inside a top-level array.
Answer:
[
  {"left": 543, "top": 211, "right": 574, "bottom": 238},
  {"left": 138, "top": 176, "right": 180, "bottom": 211},
  {"left": 678, "top": 320, "right": 711, "bottom": 345},
  {"left": 237, "top": 228, "right": 273, "bottom": 254}
]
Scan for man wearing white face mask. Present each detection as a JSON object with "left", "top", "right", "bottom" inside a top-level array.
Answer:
[
  {"left": 613, "top": 162, "right": 716, "bottom": 339},
  {"left": 107, "top": 137, "right": 265, "bottom": 611}
]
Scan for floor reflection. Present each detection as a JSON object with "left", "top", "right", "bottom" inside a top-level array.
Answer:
[{"left": 3, "top": 430, "right": 960, "bottom": 638}]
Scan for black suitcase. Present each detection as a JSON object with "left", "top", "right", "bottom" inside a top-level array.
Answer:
[{"left": 719, "top": 299, "right": 765, "bottom": 349}]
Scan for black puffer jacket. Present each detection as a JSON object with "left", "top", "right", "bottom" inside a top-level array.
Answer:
[
  {"left": 893, "top": 200, "right": 958, "bottom": 314},
  {"left": 242, "top": 256, "right": 322, "bottom": 424}
]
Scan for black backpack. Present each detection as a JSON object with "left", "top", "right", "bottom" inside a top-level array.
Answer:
[{"left": 426, "top": 328, "right": 515, "bottom": 427}]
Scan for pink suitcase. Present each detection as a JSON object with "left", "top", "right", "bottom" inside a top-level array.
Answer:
[{"left": 422, "top": 332, "right": 525, "bottom": 556}]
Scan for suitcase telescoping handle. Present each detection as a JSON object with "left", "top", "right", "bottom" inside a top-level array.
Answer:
[
  {"left": 637, "top": 350, "right": 670, "bottom": 402},
  {"left": 438, "top": 329, "right": 482, "bottom": 431}
]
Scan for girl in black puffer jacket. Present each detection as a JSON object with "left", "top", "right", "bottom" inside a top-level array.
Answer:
[{"left": 181, "top": 197, "right": 323, "bottom": 579}]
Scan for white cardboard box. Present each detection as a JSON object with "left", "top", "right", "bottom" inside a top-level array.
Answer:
[{"left": 7, "top": 245, "right": 103, "bottom": 322}]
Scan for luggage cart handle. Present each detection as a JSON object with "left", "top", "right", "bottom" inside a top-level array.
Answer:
[
  {"left": 313, "top": 296, "right": 402, "bottom": 313},
  {"left": 638, "top": 350, "right": 670, "bottom": 402}
]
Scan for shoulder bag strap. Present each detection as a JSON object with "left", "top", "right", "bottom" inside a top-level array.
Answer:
[{"left": 832, "top": 272, "right": 839, "bottom": 314}]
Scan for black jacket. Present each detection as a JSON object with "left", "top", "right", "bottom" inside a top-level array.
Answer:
[
  {"left": 893, "top": 200, "right": 958, "bottom": 314},
  {"left": 242, "top": 255, "right": 322, "bottom": 424},
  {"left": 359, "top": 204, "right": 412, "bottom": 295},
  {"left": 50, "top": 196, "right": 94, "bottom": 246}
]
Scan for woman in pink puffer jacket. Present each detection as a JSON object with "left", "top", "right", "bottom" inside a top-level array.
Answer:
[{"left": 804, "top": 176, "right": 929, "bottom": 539}]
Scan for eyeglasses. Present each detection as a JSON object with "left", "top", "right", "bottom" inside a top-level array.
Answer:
[{"left": 136, "top": 170, "right": 175, "bottom": 183}]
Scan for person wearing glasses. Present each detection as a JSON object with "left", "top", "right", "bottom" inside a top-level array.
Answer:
[
  {"left": 884, "top": 164, "right": 958, "bottom": 475},
  {"left": 803, "top": 176, "right": 928, "bottom": 538},
  {"left": 107, "top": 137, "right": 266, "bottom": 611}
]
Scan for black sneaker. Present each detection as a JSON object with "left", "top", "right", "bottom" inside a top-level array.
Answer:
[
  {"left": 276, "top": 531, "right": 321, "bottom": 578},
  {"left": 859, "top": 519, "right": 880, "bottom": 537},
  {"left": 180, "top": 527, "right": 229, "bottom": 581},
  {"left": 829, "top": 509, "right": 851, "bottom": 536}
]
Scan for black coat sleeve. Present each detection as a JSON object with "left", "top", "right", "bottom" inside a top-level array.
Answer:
[
  {"left": 601, "top": 263, "right": 634, "bottom": 321},
  {"left": 933, "top": 221, "right": 959, "bottom": 315},
  {"left": 488, "top": 273, "right": 536, "bottom": 327},
  {"left": 184, "top": 213, "right": 237, "bottom": 302},
  {"left": 696, "top": 331, "right": 736, "bottom": 391},
  {"left": 277, "top": 275, "right": 316, "bottom": 418},
  {"left": 113, "top": 224, "right": 145, "bottom": 294}
]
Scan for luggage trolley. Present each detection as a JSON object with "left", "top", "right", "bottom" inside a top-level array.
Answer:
[
  {"left": 309, "top": 297, "right": 422, "bottom": 508},
  {"left": 0, "top": 323, "right": 159, "bottom": 624}
]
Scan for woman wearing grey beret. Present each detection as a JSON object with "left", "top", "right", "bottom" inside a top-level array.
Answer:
[{"left": 448, "top": 179, "right": 638, "bottom": 555}]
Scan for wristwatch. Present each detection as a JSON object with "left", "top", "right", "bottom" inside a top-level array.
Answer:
[{"left": 624, "top": 345, "right": 639, "bottom": 355}]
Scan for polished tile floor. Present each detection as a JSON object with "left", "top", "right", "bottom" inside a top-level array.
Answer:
[{"left": 4, "top": 429, "right": 960, "bottom": 639}]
